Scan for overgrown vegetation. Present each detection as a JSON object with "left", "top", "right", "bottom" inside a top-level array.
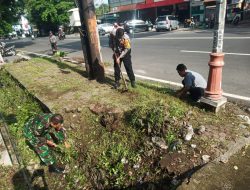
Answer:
[
  {"left": 0, "top": 0, "right": 24, "bottom": 36},
  {"left": 0, "top": 58, "right": 247, "bottom": 190}
]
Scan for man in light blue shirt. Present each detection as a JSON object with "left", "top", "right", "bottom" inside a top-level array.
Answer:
[{"left": 176, "top": 63, "right": 207, "bottom": 101}]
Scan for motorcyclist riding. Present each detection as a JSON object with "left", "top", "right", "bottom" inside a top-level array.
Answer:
[{"left": 58, "top": 27, "right": 65, "bottom": 40}]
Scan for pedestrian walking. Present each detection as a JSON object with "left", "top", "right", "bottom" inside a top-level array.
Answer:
[
  {"left": 49, "top": 31, "right": 57, "bottom": 54},
  {"left": 113, "top": 27, "right": 136, "bottom": 89},
  {"left": 176, "top": 63, "right": 207, "bottom": 101},
  {"left": 23, "top": 113, "right": 70, "bottom": 173}
]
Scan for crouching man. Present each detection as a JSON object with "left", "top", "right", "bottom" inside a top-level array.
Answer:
[
  {"left": 176, "top": 63, "right": 207, "bottom": 101},
  {"left": 23, "top": 113, "right": 70, "bottom": 173}
]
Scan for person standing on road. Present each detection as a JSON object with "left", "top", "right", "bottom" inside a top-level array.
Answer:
[
  {"left": 113, "top": 28, "right": 136, "bottom": 89},
  {"left": 23, "top": 113, "right": 70, "bottom": 173},
  {"left": 176, "top": 63, "right": 207, "bottom": 101},
  {"left": 49, "top": 31, "right": 57, "bottom": 54},
  {"left": 109, "top": 23, "right": 119, "bottom": 51}
]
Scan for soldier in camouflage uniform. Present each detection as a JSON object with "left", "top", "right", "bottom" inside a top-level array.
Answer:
[{"left": 23, "top": 113, "right": 67, "bottom": 173}]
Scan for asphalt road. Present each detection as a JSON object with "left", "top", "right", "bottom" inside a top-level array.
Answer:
[{"left": 3, "top": 27, "right": 250, "bottom": 98}]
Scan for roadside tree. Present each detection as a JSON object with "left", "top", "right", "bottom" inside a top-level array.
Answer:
[
  {"left": 0, "top": 0, "right": 24, "bottom": 37},
  {"left": 24, "top": 0, "right": 74, "bottom": 33}
]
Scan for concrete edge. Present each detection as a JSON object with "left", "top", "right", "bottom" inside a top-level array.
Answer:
[
  {"left": 0, "top": 128, "right": 13, "bottom": 166},
  {"left": 16, "top": 51, "right": 250, "bottom": 107},
  {"left": 177, "top": 136, "right": 250, "bottom": 189}
]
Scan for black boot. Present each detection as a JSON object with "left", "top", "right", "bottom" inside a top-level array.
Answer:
[
  {"left": 113, "top": 81, "right": 120, "bottom": 89},
  {"left": 131, "top": 81, "right": 136, "bottom": 88},
  {"left": 49, "top": 164, "right": 64, "bottom": 174}
]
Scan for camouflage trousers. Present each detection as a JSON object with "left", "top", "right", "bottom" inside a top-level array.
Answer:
[{"left": 25, "top": 130, "right": 65, "bottom": 166}]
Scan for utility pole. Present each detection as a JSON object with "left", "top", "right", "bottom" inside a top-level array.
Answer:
[
  {"left": 77, "top": 0, "right": 105, "bottom": 82},
  {"left": 200, "top": 0, "right": 227, "bottom": 112}
]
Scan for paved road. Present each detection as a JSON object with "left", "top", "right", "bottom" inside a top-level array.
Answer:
[{"left": 3, "top": 27, "right": 250, "bottom": 98}]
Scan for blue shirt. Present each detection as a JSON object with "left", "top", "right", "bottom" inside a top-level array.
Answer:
[{"left": 183, "top": 70, "right": 207, "bottom": 89}]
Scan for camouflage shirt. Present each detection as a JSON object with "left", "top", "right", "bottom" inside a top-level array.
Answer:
[{"left": 23, "top": 113, "right": 65, "bottom": 146}]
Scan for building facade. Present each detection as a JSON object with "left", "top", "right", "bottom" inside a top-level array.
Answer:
[
  {"left": 108, "top": 0, "right": 191, "bottom": 23},
  {"left": 107, "top": 0, "right": 249, "bottom": 24}
]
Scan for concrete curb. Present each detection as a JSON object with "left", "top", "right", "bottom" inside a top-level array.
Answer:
[
  {"left": 16, "top": 51, "right": 250, "bottom": 106},
  {"left": 0, "top": 131, "right": 12, "bottom": 166},
  {"left": 177, "top": 136, "right": 250, "bottom": 189}
]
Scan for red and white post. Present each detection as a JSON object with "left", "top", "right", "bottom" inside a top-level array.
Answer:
[{"left": 201, "top": 0, "right": 227, "bottom": 112}]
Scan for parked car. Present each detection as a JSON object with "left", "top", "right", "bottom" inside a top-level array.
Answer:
[
  {"left": 155, "top": 15, "right": 179, "bottom": 32},
  {"left": 97, "top": 23, "right": 113, "bottom": 34},
  {"left": 98, "top": 27, "right": 106, "bottom": 36},
  {"left": 124, "top": 19, "right": 153, "bottom": 34}
]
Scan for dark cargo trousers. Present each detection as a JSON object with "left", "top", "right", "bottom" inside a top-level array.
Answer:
[
  {"left": 24, "top": 130, "right": 65, "bottom": 166},
  {"left": 114, "top": 50, "right": 135, "bottom": 83}
]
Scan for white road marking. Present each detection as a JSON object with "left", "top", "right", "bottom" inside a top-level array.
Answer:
[
  {"left": 137, "top": 37, "right": 250, "bottom": 40},
  {"left": 134, "top": 69, "right": 147, "bottom": 74},
  {"left": 107, "top": 68, "right": 250, "bottom": 102},
  {"left": 181, "top": 50, "right": 250, "bottom": 56},
  {"left": 21, "top": 50, "right": 53, "bottom": 58}
]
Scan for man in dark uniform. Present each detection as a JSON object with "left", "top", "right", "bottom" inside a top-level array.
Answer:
[
  {"left": 23, "top": 113, "right": 69, "bottom": 173},
  {"left": 113, "top": 28, "right": 136, "bottom": 89}
]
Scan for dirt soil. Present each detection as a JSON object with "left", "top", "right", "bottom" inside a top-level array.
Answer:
[{"left": 2, "top": 57, "right": 250, "bottom": 189}]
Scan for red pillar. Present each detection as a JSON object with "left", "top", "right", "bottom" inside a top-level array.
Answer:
[{"left": 205, "top": 53, "right": 224, "bottom": 100}]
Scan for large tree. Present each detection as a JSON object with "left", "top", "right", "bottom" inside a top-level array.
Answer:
[
  {"left": 95, "top": 3, "right": 109, "bottom": 17},
  {"left": 24, "top": 0, "right": 74, "bottom": 32},
  {"left": 0, "top": 0, "right": 24, "bottom": 36}
]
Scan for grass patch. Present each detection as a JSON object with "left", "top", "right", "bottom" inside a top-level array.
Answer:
[{"left": 0, "top": 58, "right": 247, "bottom": 189}]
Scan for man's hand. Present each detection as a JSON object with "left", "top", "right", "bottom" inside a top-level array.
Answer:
[
  {"left": 176, "top": 87, "right": 189, "bottom": 99},
  {"left": 116, "top": 57, "right": 120, "bottom": 64},
  {"left": 47, "top": 140, "right": 57, "bottom": 147},
  {"left": 64, "top": 141, "right": 71, "bottom": 149},
  {"left": 176, "top": 92, "right": 182, "bottom": 98}
]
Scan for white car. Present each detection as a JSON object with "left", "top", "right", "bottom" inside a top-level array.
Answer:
[
  {"left": 97, "top": 23, "right": 113, "bottom": 34},
  {"left": 155, "top": 15, "right": 179, "bottom": 32}
]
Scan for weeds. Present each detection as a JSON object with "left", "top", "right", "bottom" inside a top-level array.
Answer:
[
  {"left": 168, "top": 101, "right": 186, "bottom": 118},
  {"left": 127, "top": 100, "right": 165, "bottom": 133},
  {"left": 0, "top": 70, "right": 43, "bottom": 164}
]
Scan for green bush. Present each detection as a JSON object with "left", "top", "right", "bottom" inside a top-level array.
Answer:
[{"left": 127, "top": 100, "right": 165, "bottom": 133}]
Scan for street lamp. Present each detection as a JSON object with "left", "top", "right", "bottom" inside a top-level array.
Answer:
[{"left": 200, "top": 0, "right": 227, "bottom": 112}]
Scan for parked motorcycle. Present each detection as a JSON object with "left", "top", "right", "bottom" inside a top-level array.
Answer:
[
  {"left": 0, "top": 42, "right": 17, "bottom": 57},
  {"left": 184, "top": 18, "right": 195, "bottom": 28}
]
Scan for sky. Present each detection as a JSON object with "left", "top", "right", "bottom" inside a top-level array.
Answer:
[{"left": 94, "top": 0, "right": 109, "bottom": 5}]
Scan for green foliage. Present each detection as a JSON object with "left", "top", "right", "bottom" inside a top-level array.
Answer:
[
  {"left": 55, "top": 51, "right": 65, "bottom": 57},
  {"left": 165, "top": 129, "right": 176, "bottom": 146},
  {"left": 96, "top": 133, "right": 139, "bottom": 187},
  {"left": 168, "top": 101, "right": 186, "bottom": 118},
  {"left": 0, "top": 69, "right": 43, "bottom": 164},
  {"left": 64, "top": 167, "right": 87, "bottom": 190},
  {"left": 56, "top": 141, "right": 78, "bottom": 164},
  {"left": 95, "top": 4, "right": 109, "bottom": 17},
  {"left": 24, "top": 0, "right": 74, "bottom": 28},
  {"left": 0, "top": 0, "right": 24, "bottom": 36},
  {"left": 128, "top": 100, "right": 165, "bottom": 132}
]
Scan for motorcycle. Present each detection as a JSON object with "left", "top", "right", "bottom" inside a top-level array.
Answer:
[
  {"left": 184, "top": 18, "right": 195, "bottom": 28},
  {"left": 0, "top": 42, "right": 17, "bottom": 57},
  {"left": 58, "top": 31, "right": 66, "bottom": 40}
]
